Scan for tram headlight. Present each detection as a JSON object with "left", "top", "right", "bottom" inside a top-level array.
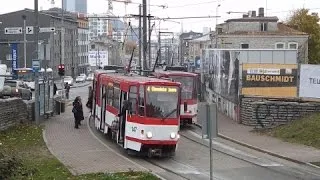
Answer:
[
  {"left": 146, "top": 132, "right": 153, "bottom": 139},
  {"left": 170, "top": 132, "right": 176, "bottom": 139}
]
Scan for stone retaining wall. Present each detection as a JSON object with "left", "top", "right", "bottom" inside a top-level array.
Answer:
[
  {"left": 241, "top": 97, "right": 320, "bottom": 128},
  {"left": 0, "top": 98, "right": 34, "bottom": 131}
]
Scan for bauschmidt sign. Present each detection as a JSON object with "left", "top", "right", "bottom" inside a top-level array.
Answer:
[{"left": 299, "top": 64, "right": 320, "bottom": 99}]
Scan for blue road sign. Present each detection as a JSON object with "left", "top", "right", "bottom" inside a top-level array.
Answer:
[{"left": 32, "top": 59, "right": 40, "bottom": 72}]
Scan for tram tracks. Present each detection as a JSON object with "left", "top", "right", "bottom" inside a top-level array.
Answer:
[
  {"left": 179, "top": 126, "right": 320, "bottom": 180},
  {"left": 88, "top": 116, "right": 191, "bottom": 180}
]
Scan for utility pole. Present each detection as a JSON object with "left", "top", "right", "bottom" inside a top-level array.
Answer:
[
  {"left": 148, "top": 14, "right": 151, "bottom": 68},
  {"left": 142, "top": 0, "right": 147, "bottom": 71},
  {"left": 60, "top": 0, "right": 65, "bottom": 90},
  {"left": 138, "top": 4, "right": 142, "bottom": 74},
  {"left": 215, "top": 4, "right": 221, "bottom": 48},
  {"left": 22, "top": 15, "right": 27, "bottom": 68},
  {"left": 158, "top": 31, "right": 161, "bottom": 64},
  {"left": 34, "top": 0, "right": 40, "bottom": 124}
]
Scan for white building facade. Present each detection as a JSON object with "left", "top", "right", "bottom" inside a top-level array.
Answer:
[
  {"left": 77, "top": 14, "right": 90, "bottom": 75},
  {"left": 88, "top": 13, "right": 109, "bottom": 40}
]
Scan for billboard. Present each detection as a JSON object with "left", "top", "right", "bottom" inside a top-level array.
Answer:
[
  {"left": 299, "top": 64, "right": 320, "bottom": 98},
  {"left": 241, "top": 63, "right": 298, "bottom": 97},
  {"left": 201, "top": 49, "right": 240, "bottom": 103},
  {"left": 88, "top": 51, "right": 108, "bottom": 67}
]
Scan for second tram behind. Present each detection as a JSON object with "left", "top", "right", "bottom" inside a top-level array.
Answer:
[
  {"left": 152, "top": 66, "right": 199, "bottom": 125},
  {"left": 92, "top": 70, "right": 181, "bottom": 157}
]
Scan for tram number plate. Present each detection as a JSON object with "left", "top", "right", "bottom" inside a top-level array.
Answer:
[{"left": 131, "top": 126, "right": 137, "bottom": 132}]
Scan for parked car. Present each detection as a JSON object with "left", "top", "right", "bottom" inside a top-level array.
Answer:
[
  {"left": 79, "top": 73, "right": 87, "bottom": 80},
  {"left": 25, "top": 81, "right": 35, "bottom": 91},
  {"left": 76, "top": 75, "right": 86, "bottom": 83},
  {"left": 86, "top": 74, "right": 93, "bottom": 81},
  {"left": 0, "top": 80, "right": 32, "bottom": 100},
  {"left": 63, "top": 76, "right": 74, "bottom": 86}
]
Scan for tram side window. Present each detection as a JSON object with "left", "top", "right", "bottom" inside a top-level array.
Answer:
[
  {"left": 107, "top": 85, "right": 113, "bottom": 106},
  {"left": 138, "top": 86, "right": 145, "bottom": 116},
  {"left": 129, "top": 86, "right": 137, "bottom": 114},
  {"left": 113, "top": 84, "right": 120, "bottom": 109}
]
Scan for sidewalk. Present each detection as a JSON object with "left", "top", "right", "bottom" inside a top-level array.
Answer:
[
  {"left": 217, "top": 113, "right": 320, "bottom": 166},
  {"left": 43, "top": 105, "right": 144, "bottom": 175}
]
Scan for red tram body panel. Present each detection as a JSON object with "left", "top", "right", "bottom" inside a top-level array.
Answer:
[{"left": 92, "top": 70, "right": 181, "bottom": 157}]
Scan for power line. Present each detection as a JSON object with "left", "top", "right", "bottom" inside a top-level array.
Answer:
[{"left": 168, "top": 0, "right": 223, "bottom": 8}]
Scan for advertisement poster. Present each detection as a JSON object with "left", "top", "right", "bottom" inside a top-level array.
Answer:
[
  {"left": 201, "top": 49, "right": 239, "bottom": 103},
  {"left": 242, "top": 63, "right": 298, "bottom": 97},
  {"left": 299, "top": 64, "right": 320, "bottom": 98},
  {"left": 88, "top": 51, "right": 108, "bottom": 67},
  {"left": 11, "top": 43, "right": 18, "bottom": 73}
]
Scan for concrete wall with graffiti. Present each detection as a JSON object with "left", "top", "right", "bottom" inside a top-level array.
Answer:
[
  {"left": 201, "top": 49, "right": 298, "bottom": 122},
  {"left": 241, "top": 97, "right": 320, "bottom": 128}
]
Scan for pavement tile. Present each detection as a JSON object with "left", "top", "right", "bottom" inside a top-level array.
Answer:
[{"left": 43, "top": 105, "right": 144, "bottom": 175}]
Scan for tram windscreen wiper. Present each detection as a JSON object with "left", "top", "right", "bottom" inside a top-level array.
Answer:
[{"left": 161, "top": 108, "right": 177, "bottom": 121}]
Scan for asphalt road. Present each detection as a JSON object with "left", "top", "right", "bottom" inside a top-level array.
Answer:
[{"left": 75, "top": 85, "right": 320, "bottom": 180}]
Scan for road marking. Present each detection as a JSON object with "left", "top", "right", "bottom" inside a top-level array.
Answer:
[{"left": 186, "top": 130, "right": 283, "bottom": 167}]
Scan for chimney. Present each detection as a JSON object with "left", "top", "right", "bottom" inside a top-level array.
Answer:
[
  {"left": 243, "top": 14, "right": 249, "bottom": 18},
  {"left": 251, "top": 11, "right": 256, "bottom": 17},
  {"left": 258, "top": 7, "right": 264, "bottom": 17}
]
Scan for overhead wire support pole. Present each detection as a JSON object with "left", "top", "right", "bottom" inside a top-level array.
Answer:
[
  {"left": 148, "top": 14, "right": 151, "bottom": 69},
  {"left": 138, "top": 4, "right": 142, "bottom": 75},
  {"left": 61, "top": 0, "right": 65, "bottom": 100},
  {"left": 23, "top": 15, "right": 27, "bottom": 68},
  {"left": 34, "top": 0, "right": 40, "bottom": 124},
  {"left": 142, "top": 0, "right": 147, "bottom": 72}
]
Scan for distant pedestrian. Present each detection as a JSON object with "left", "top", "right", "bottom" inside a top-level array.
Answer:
[
  {"left": 65, "top": 83, "right": 70, "bottom": 99},
  {"left": 53, "top": 83, "right": 57, "bottom": 95},
  {"left": 86, "top": 86, "right": 93, "bottom": 113},
  {"left": 72, "top": 96, "right": 84, "bottom": 129}
]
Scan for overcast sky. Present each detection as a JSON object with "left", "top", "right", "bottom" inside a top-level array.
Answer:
[{"left": 0, "top": 0, "right": 319, "bottom": 34}]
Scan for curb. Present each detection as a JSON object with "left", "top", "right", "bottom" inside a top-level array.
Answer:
[
  {"left": 42, "top": 129, "right": 79, "bottom": 175},
  {"left": 218, "top": 133, "right": 320, "bottom": 170},
  {"left": 194, "top": 123, "right": 320, "bottom": 170}
]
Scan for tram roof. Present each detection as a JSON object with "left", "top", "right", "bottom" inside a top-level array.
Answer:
[
  {"left": 98, "top": 72, "right": 181, "bottom": 85},
  {"left": 153, "top": 69, "right": 198, "bottom": 77}
]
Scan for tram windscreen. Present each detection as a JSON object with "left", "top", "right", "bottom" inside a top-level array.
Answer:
[
  {"left": 169, "top": 76, "right": 195, "bottom": 100},
  {"left": 145, "top": 86, "right": 179, "bottom": 119}
]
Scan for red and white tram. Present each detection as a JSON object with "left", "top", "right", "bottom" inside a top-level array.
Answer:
[
  {"left": 152, "top": 66, "right": 199, "bottom": 125},
  {"left": 92, "top": 70, "right": 181, "bottom": 157}
]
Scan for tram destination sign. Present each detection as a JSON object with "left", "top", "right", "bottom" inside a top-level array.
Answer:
[{"left": 147, "top": 86, "right": 177, "bottom": 93}]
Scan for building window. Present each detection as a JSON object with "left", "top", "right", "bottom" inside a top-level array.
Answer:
[
  {"left": 288, "top": 42, "right": 298, "bottom": 49},
  {"left": 241, "top": 44, "right": 249, "bottom": 49},
  {"left": 275, "top": 42, "right": 285, "bottom": 49},
  {"left": 260, "top": 22, "right": 268, "bottom": 31}
]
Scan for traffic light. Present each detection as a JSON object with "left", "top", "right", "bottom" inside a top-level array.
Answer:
[{"left": 58, "top": 64, "right": 65, "bottom": 76}]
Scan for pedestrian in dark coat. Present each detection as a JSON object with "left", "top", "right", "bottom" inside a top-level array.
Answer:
[
  {"left": 72, "top": 96, "right": 84, "bottom": 129},
  {"left": 53, "top": 83, "right": 57, "bottom": 95},
  {"left": 86, "top": 86, "right": 93, "bottom": 113}
]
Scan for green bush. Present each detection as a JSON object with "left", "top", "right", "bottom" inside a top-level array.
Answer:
[{"left": 0, "top": 152, "right": 22, "bottom": 179}]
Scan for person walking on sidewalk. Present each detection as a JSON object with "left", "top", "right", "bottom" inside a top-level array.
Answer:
[
  {"left": 65, "top": 83, "right": 70, "bottom": 99},
  {"left": 72, "top": 96, "right": 84, "bottom": 129}
]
